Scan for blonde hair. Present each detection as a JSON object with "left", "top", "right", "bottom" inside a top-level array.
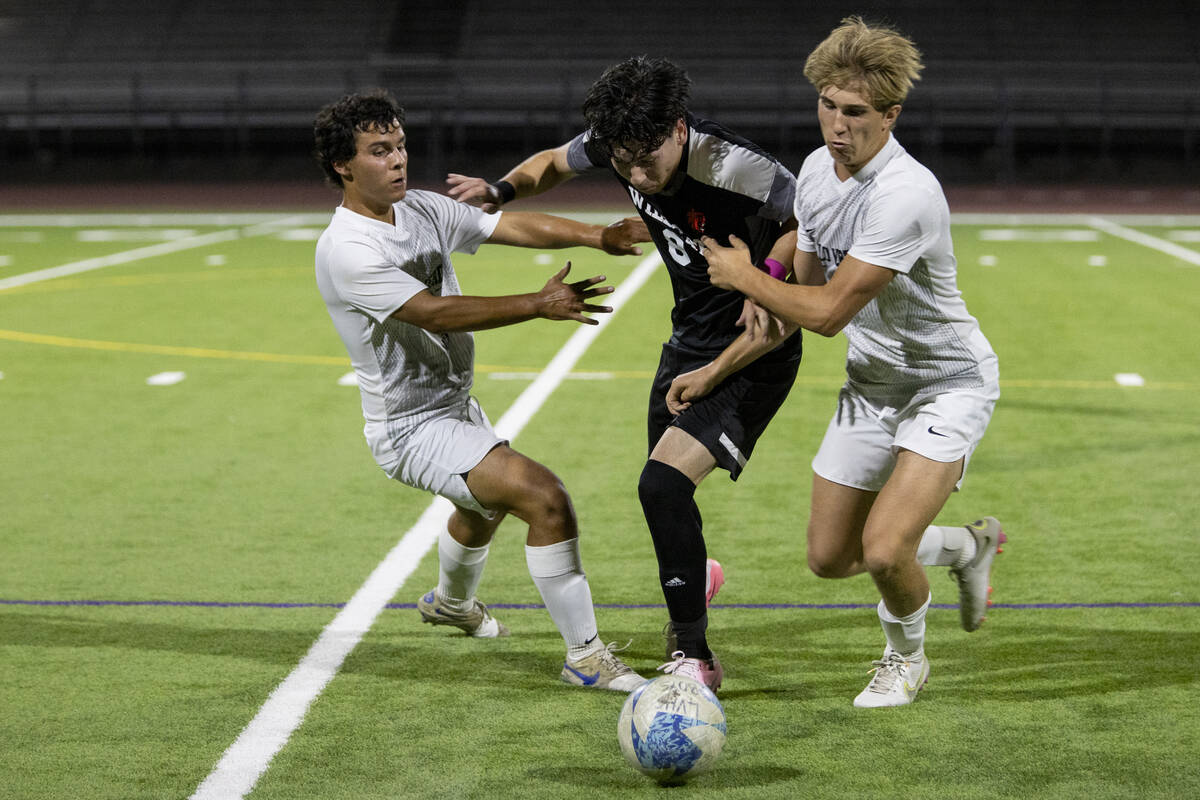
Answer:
[{"left": 803, "top": 16, "right": 924, "bottom": 110}]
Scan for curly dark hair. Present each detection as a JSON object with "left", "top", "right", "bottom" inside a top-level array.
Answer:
[
  {"left": 581, "top": 56, "right": 691, "bottom": 158},
  {"left": 313, "top": 89, "right": 406, "bottom": 188}
]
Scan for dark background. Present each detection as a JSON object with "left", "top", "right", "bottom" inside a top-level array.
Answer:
[{"left": 2, "top": 0, "right": 1198, "bottom": 194}]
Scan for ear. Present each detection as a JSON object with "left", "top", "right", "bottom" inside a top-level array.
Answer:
[
  {"left": 883, "top": 104, "right": 902, "bottom": 130},
  {"left": 674, "top": 118, "right": 688, "bottom": 144},
  {"left": 333, "top": 160, "right": 353, "bottom": 182}
]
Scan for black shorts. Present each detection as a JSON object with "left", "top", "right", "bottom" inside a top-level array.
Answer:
[{"left": 647, "top": 340, "right": 801, "bottom": 480}]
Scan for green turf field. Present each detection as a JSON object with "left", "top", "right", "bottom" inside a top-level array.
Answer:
[{"left": 1, "top": 209, "right": 1198, "bottom": 799}]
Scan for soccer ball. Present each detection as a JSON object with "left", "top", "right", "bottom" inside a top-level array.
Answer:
[{"left": 617, "top": 674, "right": 727, "bottom": 784}]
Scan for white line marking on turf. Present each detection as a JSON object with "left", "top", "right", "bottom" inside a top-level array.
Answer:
[
  {"left": 0, "top": 212, "right": 334, "bottom": 227},
  {"left": 146, "top": 371, "right": 186, "bottom": 386},
  {"left": 490, "top": 371, "right": 614, "bottom": 381},
  {"left": 979, "top": 229, "right": 1100, "bottom": 242},
  {"left": 189, "top": 251, "right": 663, "bottom": 800},
  {"left": 0, "top": 215, "right": 311, "bottom": 292},
  {"left": 1114, "top": 373, "right": 1145, "bottom": 387},
  {"left": 0, "top": 230, "right": 240, "bottom": 291},
  {"left": 1086, "top": 217, "right": 1200, "bottom": 267}
]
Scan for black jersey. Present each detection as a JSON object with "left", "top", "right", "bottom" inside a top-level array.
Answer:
[{"left": 566, "top": 114, "right": 801, "bottom": 361}]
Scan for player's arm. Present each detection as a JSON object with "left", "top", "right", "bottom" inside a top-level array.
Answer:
[
  {"left": 446, "top": 143, "right": 577, "bottom": 212},
  {"left": 390, "top": 263, "right": 613, "bottom": 333},
  {"left": 487, "top": 210, "right": 648, "bottom": 256},
  {"left": 665, "top": 312, "right": 798, "bottom": 414},
  {"left": 666, "top": 224, "right": 805, "bottom": 412},
  {"left": 737, "top": 225, "right": 822, "bottom": 341},
  {"left": 703, "top": 234, "right": 892, "bottom": 337}
]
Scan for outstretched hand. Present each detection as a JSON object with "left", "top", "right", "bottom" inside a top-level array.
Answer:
[
  {"left": 537, "top": 263, "right": 614, "bottom": 325},
  {"left": 701, "top": 234, "right": 756, "bottom": 290},
  {"left": 600, "top": 216, "right": 650, "bottom": 256},
  {"left": 446, "top": 173, "right": 503, "bottom": 213}
]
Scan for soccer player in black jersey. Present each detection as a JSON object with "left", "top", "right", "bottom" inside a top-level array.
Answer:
[{"left": 447, "top": 56, "right": 803, "bottom": 691}]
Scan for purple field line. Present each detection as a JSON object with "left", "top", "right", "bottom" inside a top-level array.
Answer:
[{"left": 3, "top": 598, "right": 1197, "bottom": 610}]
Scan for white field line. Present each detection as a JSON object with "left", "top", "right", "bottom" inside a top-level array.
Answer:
[
  {"left": 950, "top": 212, "right": 1200, "bottom": 227},
  {"left": 1086, "top": 216, "right": 1200, "bottom": 267},
  {"left": 189, "top": 250, "right": 663, "bottom": 800},
  {"left": 0, "top": 215, "right": 313, "bottom": 291},
  {"left": 0, "top": 212, "right": 334, "bottom": 227}
]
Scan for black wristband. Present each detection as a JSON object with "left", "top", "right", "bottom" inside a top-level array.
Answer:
[{"left": 492, "top": 180, "right": 517, "bottom": 204}]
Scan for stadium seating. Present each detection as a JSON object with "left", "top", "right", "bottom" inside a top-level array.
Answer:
[{"left": 1, "top": 0, "right": 1196, "bottom": 184}]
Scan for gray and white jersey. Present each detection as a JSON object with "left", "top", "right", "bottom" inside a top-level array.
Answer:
[
  {"left": 315, "top": 191, "right": 500, "bottom": 466},
  {"left": 794, "top": 135, "right": 998, "bottom": 401}
]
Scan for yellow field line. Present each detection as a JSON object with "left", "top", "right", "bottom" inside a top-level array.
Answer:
[
  {"left": 0, "top": 329, "right": 346, "bottom": 365},
  {"left": 1, "top": 328, "right": 1195, "bottom": 388}
]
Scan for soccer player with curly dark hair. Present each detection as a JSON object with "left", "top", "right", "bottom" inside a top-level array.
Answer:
[{"left": 447, "top": 57, "right": 804, "bottom": 692}]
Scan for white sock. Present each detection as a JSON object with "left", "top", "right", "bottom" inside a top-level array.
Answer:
[
  {"left": 877, "top": 593, "right": 931, "bottom": 660},
  {"left": 436, "top": 528, "right": 489, "bottom": 612},
  {"left": 525, "top": 538, "right": 600, "bottom": 660},
  {"left": 916, "top": 525, "right": 977, "bottom": 568}
]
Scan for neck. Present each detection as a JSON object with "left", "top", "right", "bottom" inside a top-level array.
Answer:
[{"left": 341, "top": 193, "right": 394, "bottom": 224}]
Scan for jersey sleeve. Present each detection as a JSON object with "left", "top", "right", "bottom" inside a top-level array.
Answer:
[
  {"left": 325, "top": 237, "right": 428, "bottom": 324},
  {"left": 847, "top": 182, "right": 941, "bottom": 274},
  {"left": 565, "top": 131, "right": 608, "bottom": 174},
  {"left": 414, "top": 190, "right": 500, "bottom": 255}
]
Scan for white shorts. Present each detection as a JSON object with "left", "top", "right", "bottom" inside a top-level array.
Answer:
[
  {"left": 811, "top": 383, "right": 998, "bottom": 492},
  {"left": 375, "top": 397, "right": 507, "bottom": 519}
]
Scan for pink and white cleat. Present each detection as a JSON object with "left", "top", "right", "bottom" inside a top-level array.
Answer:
[{"left": 659, "top": 649, "right": 723, "bottom": 693}]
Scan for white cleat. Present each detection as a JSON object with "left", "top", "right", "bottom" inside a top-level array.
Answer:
[
  {"left": 561, "top": 641, "right": 647, "bottom": 692},
  {"left": 853, "top": 649, "right": 930, "bottom": 708},
  {"left": 950, "top": 517, "right": 1007, "bottom": 632},
  {"left": 417, "top": 589, "right": 509, "bottom": 638}
]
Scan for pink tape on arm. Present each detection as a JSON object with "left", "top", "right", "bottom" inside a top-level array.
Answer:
[{"left": 761, "top": 258, "right": 787, "bottom": 280}]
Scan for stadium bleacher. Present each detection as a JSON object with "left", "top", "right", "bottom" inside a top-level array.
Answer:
[{"left": 1, "top": 0, "right": 1196, "bottom": 185}]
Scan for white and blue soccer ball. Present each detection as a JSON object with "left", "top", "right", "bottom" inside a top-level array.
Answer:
[{"left": 617, "top": 674, "right": 727, "bottom": 784}]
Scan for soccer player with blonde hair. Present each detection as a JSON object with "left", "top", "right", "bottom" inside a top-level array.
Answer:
[{"left": 701, "top": 17, "right": 1006, "bottom": 707}]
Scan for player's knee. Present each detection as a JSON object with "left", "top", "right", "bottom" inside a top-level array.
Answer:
[
  {"left": 807, "top": 550, "right": 844, "bottom": 579},
  {"left": 861, "top": 538, "right": 907, "bottom": 581},
  {"left": 806, "top": 520, "right": 860, "bottom": 578},
  {"left": 523, "top": 472, "right": 576, "bottom": 533},
  {"left": 638, "top": 459, "right": 694, "bottom": 510}
]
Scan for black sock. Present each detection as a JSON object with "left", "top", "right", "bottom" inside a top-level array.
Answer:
[{"left": 638, "top": 459, "right": 712, "bottom": 659}]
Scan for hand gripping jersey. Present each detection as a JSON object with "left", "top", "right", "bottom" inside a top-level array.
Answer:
[{"left": 567, "top": 113, "right": 801, "bottom": 363}]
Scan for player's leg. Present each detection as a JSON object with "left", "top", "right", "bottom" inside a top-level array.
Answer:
[
  {"left": 806, "top": 474, "right": 875, "bottom": 579},
  {"left": 640, "top": 427, "right": 722, "bottom": 688},
  {"left": 418, "top": 502, "right": 511, "bottom": 638},
  {"left": 901, "top": 387, "right": 1005, "bottom": 631},
  {"left": 852, "top": 449, "right": 960, "bottom": 708},
  {"left": 641, "top": 346, "right": 798, "bottom": 690},
  {"left": 639, "top": 347, "right": 722, "bottom": 682},
  {"left": 465, "top": 444, "right": 644, "bottom": 690},
  {"left": 397, "top": 409, "right": 512, "bottom": 638}
]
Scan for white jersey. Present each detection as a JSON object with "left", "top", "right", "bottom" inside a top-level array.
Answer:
[
  {"left": 794, "top": 134, "right": 998, "bottom": 401},
  {"left": 314, "top": 190, "right": 500, "bottom": 467}
]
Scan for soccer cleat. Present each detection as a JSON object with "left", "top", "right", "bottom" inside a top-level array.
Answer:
[
  {"left": 417, "top": 589, "right": 509, "bottom": 638},
  {"left": 664, "top": 558, "right": 725, "bottom": 656},
  {"left": 705, "top": 558, "right": 725, "bottom": 604},
  {"left": 853, "top": 649, "right": 930, "bottom": 708},
  {"left": 949, "top": 517, "right": 1007, "bottom": 632},
  {"left": 561, "top": 641, "right": 647, "bottom": 692},
  {"left": 658, "top": 649, "right": 723, "bottom": 692}
]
